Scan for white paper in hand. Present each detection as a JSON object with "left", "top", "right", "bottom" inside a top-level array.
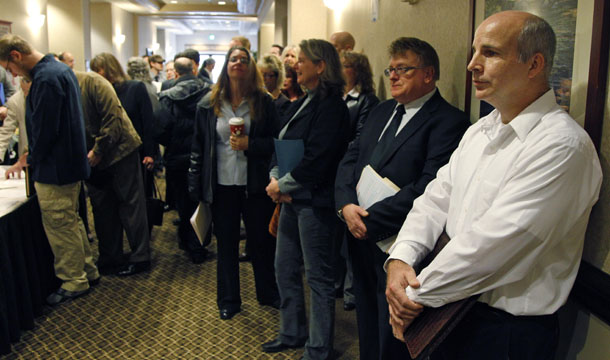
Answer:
[
  {"left": 190, "top": 202, "right": 212, "bottom": 245},
  {"left": 356, "top": 165, "right": 400, "bottom": 253}
]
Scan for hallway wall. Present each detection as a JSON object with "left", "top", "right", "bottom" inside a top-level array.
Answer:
[
  {"left": 47, "top": 0, "right": 87, "bottom": 71},
  {"left": 0, "top": 0, "right": 49, "bottom": 53}
]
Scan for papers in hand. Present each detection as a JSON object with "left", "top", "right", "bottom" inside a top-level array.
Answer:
[
  {"left": 190, "top": 202, "right": 211, "bottom": 245},
  {"left": 356, "top": 165, "right": 400, "bottom": 253},
  {"left": 274, "top": 139, "right": 304, "bottom": 178}
]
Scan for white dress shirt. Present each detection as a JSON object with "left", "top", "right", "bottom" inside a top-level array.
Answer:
[
  {"left": 378, "top": 88, "right": 436, "bottom": 140},
  {"left": 216, "top": 99, "right": 251, "bottom": 186},
  {"left": 386, "top": 90, "right": 602, "bottom": 315}
]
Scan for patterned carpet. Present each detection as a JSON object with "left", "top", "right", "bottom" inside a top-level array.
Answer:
[{"left": 1, "top": 190, "right": 360, "bottom": 359}]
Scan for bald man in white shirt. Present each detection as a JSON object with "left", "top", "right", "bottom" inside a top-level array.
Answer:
[{"left": 385, "top": 10, "right": 602, "bottom": 359}]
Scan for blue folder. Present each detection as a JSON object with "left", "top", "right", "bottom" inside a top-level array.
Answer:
[{"left": 274, "top": 139, "right": 304, "bottom": 178}]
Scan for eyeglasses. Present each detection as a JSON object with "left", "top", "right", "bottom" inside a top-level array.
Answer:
[
  {"left": 383, "top": 66, "right": 425, "bottom": 77},
  {"left": 229, "top": 57, "right": 249, "bottom": 64}
]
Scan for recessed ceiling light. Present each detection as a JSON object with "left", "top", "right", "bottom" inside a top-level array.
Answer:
[
  {"left": 218, "top": 1, "right": 226, "bottom": 4},
  {"left": 170, "top": 1, "right": 177, "bottom": 3}
]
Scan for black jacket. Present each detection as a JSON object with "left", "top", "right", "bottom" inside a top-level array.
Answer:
[
  {"left": 114, "top": 80, "right": 155, "bottom": 158},
  {"left": 335, "top": 90, "right": 470, "bottom": 241},
  {"left": 346, "top": 91, "right": 379, "bottom": 142},
  {"left": 188, "top": 93, "right": 281, "bottom": 203},
  {"left": 155, "top": 74, "right": 210, "bottom": 171},
  {"left": 274, "top": 92, "right": 350, "bottom": 208}
]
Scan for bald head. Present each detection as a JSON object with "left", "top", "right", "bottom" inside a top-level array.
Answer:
[
  {"left": 174, "top": 57, "right": 194, "bottom": 77},
  {"left": 481, "top": 11, "right": 555, "bottom": 80},
  {"left": 330, "top": 31, "right": 355, "bottom": 53},
  {"left": 59, "top": 51, "right": 75, "bottom": 69}
]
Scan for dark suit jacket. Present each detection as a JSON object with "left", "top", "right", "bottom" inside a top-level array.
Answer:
[
  {"left": 274, "top": 92, "right": 350, "bottom": 208},
  {"left": 335, "top": 90, "right": 470, "bottom": 241},
  {"left": 114, "top": 80, "right": 155, "bottom": 158},
  {"left": 346, "top": 92, "right": 379, "bottom": 142}
]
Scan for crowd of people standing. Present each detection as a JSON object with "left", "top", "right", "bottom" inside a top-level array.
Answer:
[{"left": 0, "top": 10, "right": 603, "bottom": 359}]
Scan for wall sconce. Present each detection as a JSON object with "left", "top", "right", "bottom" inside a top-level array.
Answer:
[
  {"left": 152, "top": 43, "right": 160, "bottom": 51},
  {"left": 28, "top": 14, "right": 46, "bottom": 28},
  {"left": 324, "top": 0, "right": 348, "bottom": 11},
  {"left": 114, "top": 33, "right": 126, "bottom": 46}
]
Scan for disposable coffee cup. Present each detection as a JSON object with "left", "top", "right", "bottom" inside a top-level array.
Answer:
[{"left": 229, "top": 117, "right": 245, "bottom": 136}]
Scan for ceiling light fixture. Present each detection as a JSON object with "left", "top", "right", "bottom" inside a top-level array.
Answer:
[{"left": 218, "top": 1, "right": 226, "bottom": 5}]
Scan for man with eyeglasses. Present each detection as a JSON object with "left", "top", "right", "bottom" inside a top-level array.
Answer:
[
  {"left": 0, "top": 34, "right": 99, "bottom": 305},
  {"left": 335, "top": 37, "right": 469, "bottom": 360}
]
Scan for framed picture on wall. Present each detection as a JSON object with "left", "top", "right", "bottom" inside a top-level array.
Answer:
[{"left": 0, "top": 20, "right": 11, "bottom": 37}]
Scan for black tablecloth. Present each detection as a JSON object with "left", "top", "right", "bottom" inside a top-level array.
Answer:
[{"left": 0, "top": 197, "right": 59, "bottom": 355}]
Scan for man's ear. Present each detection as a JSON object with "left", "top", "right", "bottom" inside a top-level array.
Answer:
[
  {"left": 423, "top": 66, "right": 435, "bottom": 84},
  {"left": 527, "top": 53, "right": 545, "bottom": 79}
]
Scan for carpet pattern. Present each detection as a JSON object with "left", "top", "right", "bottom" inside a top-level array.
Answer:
[{"left": 1, "top": 188, "right": 359, "bottom": 359}]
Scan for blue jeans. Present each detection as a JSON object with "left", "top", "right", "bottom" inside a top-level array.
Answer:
[{"left": 275, "top": 203, "right": 335, "bottom": 360}]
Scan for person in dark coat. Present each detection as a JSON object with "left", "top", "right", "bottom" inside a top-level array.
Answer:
[
  {"left": 189, "top": 46, "right": 282, "bottom": 320},
  {"left": 156, "top": 57, "right": 211, "bottom": 263},
  {"left": 0, "top": 35, "right": 99, "bottom": 305},
  {"left": 262, "top": 39, "right": 350, "bottom": 360},
  {"left": 334, "top": 37, "right": 470, "bottom": 360}
]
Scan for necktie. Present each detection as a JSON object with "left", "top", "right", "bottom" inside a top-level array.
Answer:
[{"left": 369, "top": 105, "right": 405, "bottom": 168}]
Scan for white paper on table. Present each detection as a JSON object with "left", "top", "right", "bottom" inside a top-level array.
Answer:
[
  {"left": 356, "top": 165, "right": 400, "bottom": 253},
  {"left": 190, "top": 202, "right": 211, "bottom": 246}
]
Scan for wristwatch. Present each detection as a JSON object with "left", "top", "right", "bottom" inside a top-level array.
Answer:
[{"left": 337, "top": 208, "right": 345, "bottom": 222}]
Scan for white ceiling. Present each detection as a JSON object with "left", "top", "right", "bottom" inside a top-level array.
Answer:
[{"left": 94, "top": 0, "right": 265, "bottom": 34}]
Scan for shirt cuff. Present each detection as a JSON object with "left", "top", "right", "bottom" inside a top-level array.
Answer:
[
  {"left": 383, "top": 241, "right": 426, "bottom": 272},
  {"left": 278, "top": 172, "right": 303, "bottom": 193},
  {"left": 269, "top": 166, "right": 279, "bottom": 180}
]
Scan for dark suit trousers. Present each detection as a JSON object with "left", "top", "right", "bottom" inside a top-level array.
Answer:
[
  {"left": 87, "top": 151, "right": 151, "bottom": 268},
  {"left": 212, "top": 185, "right": 279, "bottom": 311},
  {"left": 348, "top": 234, "right": 410, "bottom": 360},
  {"left": 431, "top": 302, "right": 558, "bottom": 360}
]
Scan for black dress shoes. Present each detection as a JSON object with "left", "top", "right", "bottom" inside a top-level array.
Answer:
[
  {"left": 219, "top": 308, "right": 240, "bottom": 320},
  {"left": 88, "top": 277, "right": 101, "bottom": 287},
  {"left": 117, "top": 261, "right": 151, "bottom": 276},
  {"left": 261, "top": 338, "right": 305, "bottom": 353},
  {"left": 238, "top": 252, "right": 251, "bottom": 262}
]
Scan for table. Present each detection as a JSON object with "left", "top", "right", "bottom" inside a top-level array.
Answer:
[{"left": 0, "top": 166, "right": 58, "bottom": 355}]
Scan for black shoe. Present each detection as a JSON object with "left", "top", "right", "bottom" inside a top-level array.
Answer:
[
  {"left": 238, "top": 252, "right": 251, "bottom": 262},
  {"left": 190, "top": 250, "right": 208, "bottom": 264},
  {"left": 259, "top": 299, "right": 280, "bottom": 309},
  {"left": 219, "top": 308, "right": 240, "bottom": 320},
  {"left": 163, "top": 204, "right": 173, "bottom": 212},
  {"left": 117, "top": 261, "right": 151, "bottom": 276},
  {"left": 88, "top": 277, "right": 101, "bottom": 287},
  {"left": 343, "top": 302, "right": 355, "bottom": 311},
  {"left": 97, "top": 264, "right": 122, "bottom": 276},
  {"left": 261, "top": 338, "right": 305, "bottom": 353},
  {"left": 46, "top": 287, "right": 90, "bottom": 306}
]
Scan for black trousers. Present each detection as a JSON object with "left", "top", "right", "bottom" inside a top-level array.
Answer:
[
  {"left": 169, "top": 169, "right": 208, "bottom": 255},
  {"left": 212, "top": 185, "right": 279, "bottom": 311},
  {"left": 432, "top": 302, "right": 559, "bottom": 360},
  {"left": 348, "top": 234, "right": 410, "bottom": 360}
]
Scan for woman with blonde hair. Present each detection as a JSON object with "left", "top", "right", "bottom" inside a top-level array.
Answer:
[
  {"left": 189, "top": 46, "right": 281, "bottom": 319},
  {"left": 257, "top": 54, "right": 290, "bottom": 116},
  {"left": 281, "top": 44, "right": 299, "bottom": 68}
]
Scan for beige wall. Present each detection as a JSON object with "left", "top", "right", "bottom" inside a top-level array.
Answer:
[
  {"left": 110, "top": 3, "right": 134, "bottom": 66},
  {"left": 327, "top": 0, "right": 470, "bottom": 107},
  {"left": 47, "top": 0, "right": 86, "bottom": 71},
  {"left": 287, "top": 0, "right": 328, "bottom": 47},
  {"left": 259, "top": 24, "right": 275, "bottom": 57},
  {"left": 90, "top": 2, "right": 112, "bottom": 57},
  {"left": 0, "top": 0, "right": 49, "bottom": 53}
]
